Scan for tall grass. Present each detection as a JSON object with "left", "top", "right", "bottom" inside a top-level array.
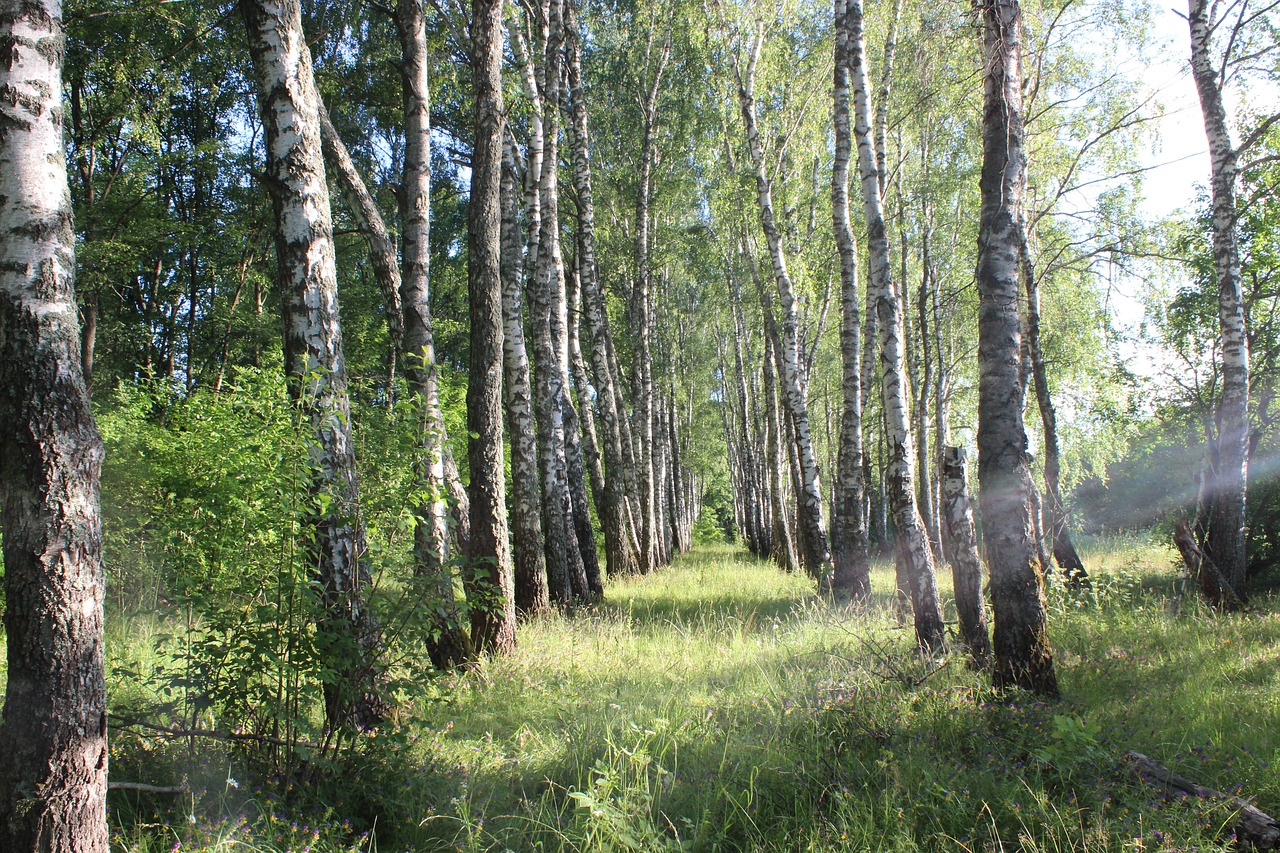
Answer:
[{"left": 15, "top": 537, "right": 1280, "bottom": 851}]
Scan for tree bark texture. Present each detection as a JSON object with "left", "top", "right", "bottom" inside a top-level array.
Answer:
[
  {"left": 848, "top": 0, "right": 945, "bottom": 650},
  {"left": 467, "top": 0, "right": 518, "bottom": 653},
  {"left": 562, "top": 0, "right": 639, "bottom": 578},
  {"left": 975, "top": 0, "right": 1059, "bottom": 696},
  {"left": 941, "top": 447, "right": 992, "bottom": 667},
  {"left": 500, "top": 137, "right": 550, "bottom": 614},
  {"left": 733, "top": 39, "right": 833, "bottom": 579},
  {"left": 1188, "top": 0, "right": 1249, "bottom": 603},
  {"left": 831, "top": 0, "right": 872, "bottom": 602},
  {"left": 394, "top": 0, "right": 473, "bottom": 665},
  {"left": 242, "top": 0, "right": 388, "bottom": 727},
  {"left": 0, "top": 3, "right": 110, "bottom": 848}
]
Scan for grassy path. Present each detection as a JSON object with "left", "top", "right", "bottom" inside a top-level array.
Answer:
[{"left": 97, "top": 539, "right": 1280, "bottom": 851}]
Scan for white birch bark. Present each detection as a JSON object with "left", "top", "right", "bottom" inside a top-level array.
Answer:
[
  {"left": 242, "top": 0, "right": 388, "bottom": 726},
  {"left": 0, "top": 3, "right": 109, "bottom": 847},
  {"left": 1188, "top": 0, "right": 1250, "bottom": 602},
  {"left": 848, "top": 0, "right": 945, "bottom": 650},
  {"left": 731, "top": 36, "right": 833, "bottom": 579},
  {"left": 975, "top": 0, "right": 1058, "bottom": 695}
]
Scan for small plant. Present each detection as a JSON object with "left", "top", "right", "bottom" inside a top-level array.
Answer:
[{"left": 1032, "top": 714, "right": 1107, "bottom": 779}]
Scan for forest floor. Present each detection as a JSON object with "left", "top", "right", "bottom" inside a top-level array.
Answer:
[{"left": 17, "top": 536, "right": 1280, "bottom": 851}]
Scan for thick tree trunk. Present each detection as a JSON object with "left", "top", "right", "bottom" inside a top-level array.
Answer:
[
  {"left": 848, "top": 0, "right": 945, "bottom": 651},
  {"left": 975, "top": 0, "right": 1059, "bottom": 696},
  {"left": 941, "top": 448, "right": 992, "bottom": 667},
  {"left": 0, "top": 3, "right": 109, "bottom": 847},
  {"left": 831, "top": 0, "right": 872, "bottom": 602},
  {"left": 1188, "top": 0, "right": 1249, "bottom": 603},
  {"left": 732, "top": 40, "right": 833, "bottom": 579},
  {"left": 466, "top": 0, "right": 518, "bottom": 653},
  {"left": 243, "top": 0, "right": 388, "bottom": 728}
]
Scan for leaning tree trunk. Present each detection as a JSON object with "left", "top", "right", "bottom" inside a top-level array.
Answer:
[
  {"left": 1017, "top": 222, "right": 1089, "bottom": 589},
  {"left": 394, "top": 0, "right": 474, "bottom": 665},
  {"left": 467, "top": 0, "right": 518, "bottom": 653},
  {"left": 732, "top": 39, "right": 833, "bottom": 579},
  {"left": 1188, "top": 0, "right": 1249, "bottom": 604},
  {"left": 941, "top": 447, "right": 992, "bottom": 668},
  {"left": 975, "top": 0, "right": 1059, "bottom": 696},
  {"left": 848, "top": 0, "right": 945, "bottom": 651},
  {"left": 500, "top": 138, "right": 550, "bottom": 615},
  {"left": 0, "top": 3, "right": 110, "bottom": 848},
  {"left": 831, "top": 0, "right": 872, "bottom": 602},
  {"left": 243, "top": 0, "right": 388, "bottom": 728}
]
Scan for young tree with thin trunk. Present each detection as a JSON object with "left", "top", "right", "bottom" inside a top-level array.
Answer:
[
  {"left": 730, "top": 33, "right": 832, "bottom": 580},
  {"left": 0, "top": 3, "right": 110, "bottom": 848},
  {"left": 942, "top": 447, "right": 992, "bottom": 667},
  {"left": 242, "top": 0, "right": 388, "bottom": 728},
  {"left": 975, "top": 0, "right": 1059, "bottom": 695},
  {"left": 847, "top": 0, "right": 945, "bottom": 650},
  {"left": 467, "top": 0, "right": 518, "bottom": 653},
  {"left": 1185, "top": 0, "right": 1265, "bottom": 604}
]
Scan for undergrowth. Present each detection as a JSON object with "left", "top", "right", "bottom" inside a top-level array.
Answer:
[{"left": 12, "top": 536, "right": 1280, "bottom": 851}]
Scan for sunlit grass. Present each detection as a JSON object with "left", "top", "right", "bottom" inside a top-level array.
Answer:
[{"left": 9, "top": 535, "right": 1280, "bottom": 851}]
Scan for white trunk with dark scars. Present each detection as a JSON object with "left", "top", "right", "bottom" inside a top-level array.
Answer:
[
  {"left": 732, "top": 37, "right": 832, "bottom": 578},
  {"left": 831, "top": 0, "right": 871, "bottom": 601},
  {"left": 242, "top": 0, "right": 387, "bottom": 727},
  {"left": 0, "top": 3, "right": 109, "bottom": 849},
  {"left": 847, "top": 0, "right": 945, "bottom": 650},
  {"left": 1188, "top": 0, "right": 1249, "bottom": 601},
  {"left": 562, "top": 0, "right": 640, "bottom": 578},
  {"left": 975, "top": 0, "right": 1058, "bottom": 695},
  {"left": 394, "top": 0, "right": 472, "bottom": 666},
  {"left": 500, "top": 137, "right": 550, "bottom": 614}
]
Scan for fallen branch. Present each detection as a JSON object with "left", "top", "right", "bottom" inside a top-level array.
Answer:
[
  {"left": 1124, "top": 751, "right": 1279, "bottom": 849},
  {"left": 109, "top": 714, "right": 326, "bottom": 751},
  {"left": 109, "top": 781, "right": 188, "bottom": 795}
]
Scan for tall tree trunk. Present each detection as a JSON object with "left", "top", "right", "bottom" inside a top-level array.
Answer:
[
  {"left": 394, "top": 0, "right": 473, "bottom": 665},
  {"left": 527, "top": 0, "right": 588, "bottom": 602},
  {"left": 848, "top": 0, "right": 945, "bottom": 651},
  {"left": 562, "top": 0, "right": 639, "bottom": 578},
  {"left": 1017, "top": 226, "right": 1089, "bottom": 589},
  {"left": 732, "top": 39, "right": 833, "bottom": 579},
  {"left": 1188, "top": 0, "right": 1249, "bottom": 603},
  {"left": 941, "top": 447, "right": 992, "bottom": 667},
  {"left": 568, "top": 249, "right": 610, "bottom": 570},
  {"left": 500, "top": 138, "right": 549, "bottom": 615},
  {"left": 763, "top": 313, "right": 801, "bottom": 574},
  {"left": 0, "top": 2, "right": 110, "bottom": 846},
  {"left": 975, "top": 0, "right": 1059, "bottom": 695},
  {"left": 467, "top": 0, "right": 518, "bottom": 653},
  {"left": 243, "top": 0, "right": 388, "bottom": 728},
  {"left": 631, "top": 35, "right": 670, "bottom": 574},
  {"left": 831, "top": 0, "right": 872, "bottom": 602}
]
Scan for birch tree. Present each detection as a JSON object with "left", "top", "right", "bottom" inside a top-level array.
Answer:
[
  {"left": 847, "top": 0, "right": 945, "bottom": 649},
  {"left": 0, "top": 2, "right": 109, "bottom": 847},
  {"left": 242, "top": 0, "right": 388, "bottom": 727},
  {"left": 467, "top": 0, "right": 518, "bottom": 652},
  {"left": 975, "top": 0, "right": 1058, "bottom": 695}
]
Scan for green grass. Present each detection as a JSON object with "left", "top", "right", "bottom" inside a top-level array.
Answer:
[{"left": 12, "top": 536, "right": 1280, "bottom": 851}]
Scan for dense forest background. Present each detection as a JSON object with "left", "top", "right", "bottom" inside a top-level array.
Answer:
[{"left": 1, "top": 0, "right": 1279, "bottom": 849}]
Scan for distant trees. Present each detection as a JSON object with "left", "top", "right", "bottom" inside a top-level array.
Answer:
[{"left": 0, "top": 2, "right": 109, "bottom": 849}]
